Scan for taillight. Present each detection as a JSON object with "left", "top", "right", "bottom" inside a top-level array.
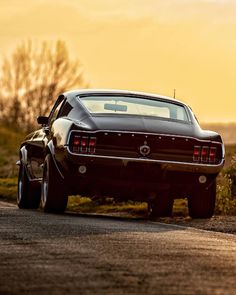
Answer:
[
  {"left": 209, "top": 147, "right": 217, "bottom": 163},
  {"left": 70, "top": 134, "right": 96, "bottom": 155},
  {"left": 201, "top": 146, "right": 209, "bottom": 163},
  {"left": 193, "top": 145, "right": 218, "bottom": 164},
  {"left": 193, "top": 146, "right": 201, "bottom": 162},
  {"left": 72, "top": 135, "right": 80, "bottom": 153},
  {"left": 89, "top": 137, "right": 96, "bottom": 154},
  {"left": 81, "top": 137, "right": 88, "bottom": 153}
]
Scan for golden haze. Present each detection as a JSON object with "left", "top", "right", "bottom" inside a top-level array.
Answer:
[{"left": 0, "top": 0, "right": 236, "bottom": 123}]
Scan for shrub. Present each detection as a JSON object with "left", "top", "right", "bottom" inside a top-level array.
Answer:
[{"left": 216, "top": 164, "right": 236, "bottom": 215}]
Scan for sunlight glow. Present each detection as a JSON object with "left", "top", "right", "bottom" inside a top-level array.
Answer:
[{"left": 0, "top": 0, "right": 236, "bottom": 123}]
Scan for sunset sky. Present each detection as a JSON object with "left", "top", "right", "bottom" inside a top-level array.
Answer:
[{"left": 0, "top": 0, "right": 236, "bottom": 123}]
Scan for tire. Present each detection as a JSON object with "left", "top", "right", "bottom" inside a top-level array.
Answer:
[
  {"left": 17, "top": 163, "right": 41, "bottom": 209},
  {"left": 149, "top": 191, "right": 173, "bottom": 218},
  {"left": 188, "top": 180, "right": 216, "bottom": 219},
  {"left": 41, "top": 154, "right": 68, "bottom": 213}
]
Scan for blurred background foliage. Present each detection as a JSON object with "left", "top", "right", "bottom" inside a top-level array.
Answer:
[{"left": 0, "top": 40, "right": 89, "bottom": 133}]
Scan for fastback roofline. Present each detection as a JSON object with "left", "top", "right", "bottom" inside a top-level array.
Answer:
[{"left": 63, "top": 88, "right": 186, "bottom": 106}]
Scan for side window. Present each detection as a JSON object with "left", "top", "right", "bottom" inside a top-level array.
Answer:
[
  {"left": 49, "top": 99, "right": 65, "bottom": 126},
  {"left": 58, "top": 101, "right": 73, "bottom": 117}
]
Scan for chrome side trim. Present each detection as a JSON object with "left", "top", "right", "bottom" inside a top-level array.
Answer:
[{"left": 66, "top": 146, "right": 224, "bottom": 174}]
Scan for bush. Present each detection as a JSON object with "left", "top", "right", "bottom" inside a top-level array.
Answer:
[{"left": 216, "top": 165, "right": 236, "bottom": 215}]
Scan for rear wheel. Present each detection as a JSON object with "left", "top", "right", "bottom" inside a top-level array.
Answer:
[
  {"left": 17, "top": 163, "right": 41, "bottom": 209},
  {"left": 41, "top": 154, "right": 68, "bottom": 213},
  {"left": 188, "top": 180, "right": 216, "bottom": 219},
  {"left": 149, "top": 191, "right": 173, "bottom": 218}
]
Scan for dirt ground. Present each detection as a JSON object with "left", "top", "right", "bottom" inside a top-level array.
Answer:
[{"left": 156, "top": 215, "right": 236, "bottom": 235}]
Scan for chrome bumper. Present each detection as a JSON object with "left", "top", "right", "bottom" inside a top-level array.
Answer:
[{"left": 67, "top": 148, "right": 224, "bottom": 174}]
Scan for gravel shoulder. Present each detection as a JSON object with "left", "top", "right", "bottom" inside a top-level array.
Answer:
[
  {"left": 157, "top": 215, "right": 236, "bottom": 235},
  {"left": 91, "top": 211, "right": 236, "bottom": 235}
]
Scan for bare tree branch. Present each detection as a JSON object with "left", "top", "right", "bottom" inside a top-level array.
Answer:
[{"left": 0, "top": 40, "right": 89, "bottom": 132}]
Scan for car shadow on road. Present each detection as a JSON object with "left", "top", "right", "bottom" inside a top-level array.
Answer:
[{"left": 59, "top": 210, "right": 187, "bottom": 234}]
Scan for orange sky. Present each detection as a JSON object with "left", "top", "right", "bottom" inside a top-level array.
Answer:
[{"left": 0, "top": 0, "right": 236, "bottom": 123}]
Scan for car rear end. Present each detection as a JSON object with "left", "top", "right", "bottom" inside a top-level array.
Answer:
[{"left": 64, "top": 129, "right": 224, "bottom": 200}]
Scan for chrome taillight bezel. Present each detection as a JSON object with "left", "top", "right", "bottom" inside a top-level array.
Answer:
[
  {"left": 193, "top": 145, "right": 218, "bottom": 164},
  {"left": 70, "top": 133, "right": 97, "bottom": 155}
]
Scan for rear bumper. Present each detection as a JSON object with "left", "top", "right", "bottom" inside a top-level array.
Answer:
[
  {"left": 54, "top": 148, "right": 224, "bottom": 199},
  {"left": 66, "top": 148, "right": 225, "bottom": 174}
]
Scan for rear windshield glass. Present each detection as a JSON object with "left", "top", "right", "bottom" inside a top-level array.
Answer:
[{"left": 78, "top": 95, "right": 189, "bottom": 122}]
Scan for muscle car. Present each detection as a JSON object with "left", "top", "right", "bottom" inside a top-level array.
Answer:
[{"left": 17, "top": 89, "right": 225, "bottom": 218}]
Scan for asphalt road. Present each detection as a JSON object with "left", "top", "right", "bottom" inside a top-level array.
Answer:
[{"left": 0, "top": 201, "right": 236, "bottom": 295}]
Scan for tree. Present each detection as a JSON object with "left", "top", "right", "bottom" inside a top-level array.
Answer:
[{"left": 0, "top": 40, "right": 89, "bottom": 131}]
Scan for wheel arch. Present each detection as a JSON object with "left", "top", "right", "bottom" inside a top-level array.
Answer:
[
  {"left": 17, "top": 145, "right": 33, "bottom": 180},
  {"left": 45, "top": 140, "right": 65, "bottom": 180},
  {"left": 19, "top": 145, "right": 28, "bottom": 165}
]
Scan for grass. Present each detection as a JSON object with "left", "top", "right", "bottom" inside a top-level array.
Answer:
[
  {"left": 0, "top": 177, "right": 18, "bottom": 202},
  {"left": 0, "top": 125, "right": 24, "bottom": 154},
  {"left": 0, "top": 125, "right": 24, "bottom": 177},
  {"left": 68, "top": 196, "right": 148, "bottom": 217},
  {"left": 67, "top": 196, "right": 189, "bottom": 217}
]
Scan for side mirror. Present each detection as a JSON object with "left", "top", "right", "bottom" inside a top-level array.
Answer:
[{"left": 37, "top": 116, "right": 49, "bottom": 125}]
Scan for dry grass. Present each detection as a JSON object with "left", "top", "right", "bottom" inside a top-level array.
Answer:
[
  {"left": 67, "top": 196, "right": 190, "bottom": 217},
  {"left": 67, "top": 196, "right": 148, "bottom": 217},
  {"left": 0, "top": 178, "right": 17, "bottom": 201},
  {"left": 0, "top": 125, "right": 24, "bottom": 177}
]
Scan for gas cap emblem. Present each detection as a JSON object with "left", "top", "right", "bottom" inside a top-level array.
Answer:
[{"left": 139, "top": 144, "right": 151, "bottom": 156}]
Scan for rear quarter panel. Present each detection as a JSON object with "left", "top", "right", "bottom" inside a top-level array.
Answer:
[{"left": 51, "top": 117, "right": 75, "bottom": 148}]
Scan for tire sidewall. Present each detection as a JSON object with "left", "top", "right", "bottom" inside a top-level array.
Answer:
[
  {"left": 188, "top": 180, "right": 216, "bottom": 218},
  {"left": 17, "top": 163, "right": 29, "bottom": 208},
  {"left": 41, "top": 155, "right": 49, "bottom": 208}
]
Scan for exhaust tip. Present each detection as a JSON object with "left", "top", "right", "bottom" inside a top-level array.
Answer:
[
  {"left": 199, "top": 175, "right": 207, "bottom": 184},
  {"left": 78, "top": 165, "right": 87, "bottom": 174}
]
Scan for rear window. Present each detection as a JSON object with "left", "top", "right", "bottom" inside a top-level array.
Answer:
[{"left": 78, "top": 95, "right": 189, "bottom": 122}]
